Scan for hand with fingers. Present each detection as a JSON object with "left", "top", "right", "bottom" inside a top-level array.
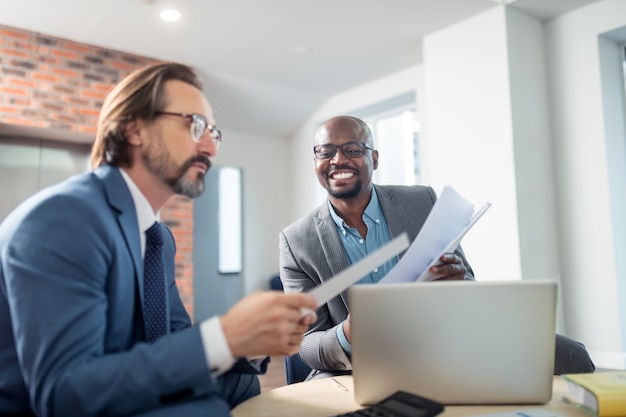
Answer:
[
  {"left": 428, "top": 253, "right": 468, "bottom": 281},
  {"left": 342, "top": 314, "right": 352, "bottom": 343},
  {"left": 220, "top": 291, "right": 317, "bottom": 358}
]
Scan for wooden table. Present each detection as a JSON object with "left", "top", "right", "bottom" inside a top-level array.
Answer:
[{"left": 232, "top": 376, "right": 589, "bottom": 417}]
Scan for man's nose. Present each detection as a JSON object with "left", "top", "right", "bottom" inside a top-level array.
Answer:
[{"left": 197, "top": 133, "right": 218, "bottom": 157}]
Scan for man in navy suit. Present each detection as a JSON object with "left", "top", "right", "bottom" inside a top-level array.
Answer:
[
  {"left": 280, "top": 115, "right": 594, "bottom": 380},
  {"left": 0, "top": 62, "right": 317, "bottom": 417}
]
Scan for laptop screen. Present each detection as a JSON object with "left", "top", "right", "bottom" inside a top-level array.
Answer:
[{"left": 350, "top": 280, "right": 557, "bottom": 405}]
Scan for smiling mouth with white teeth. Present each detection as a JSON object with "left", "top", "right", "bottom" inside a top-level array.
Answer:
[{"left": 331, "top": 172, "right": 355, "bottom": 180}]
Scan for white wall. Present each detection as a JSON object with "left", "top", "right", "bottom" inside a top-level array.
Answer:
[
  {"left": 506, "top": 9, "right": 561, "bottom": 285},
  {"left": 545, "top": 0, "right": 626, "bottom": 368},
  {"left": 422, "top": 6, "right": 523, "bottom": 286},
  {"left": 212, "top": 129, "right": 291, "bottom": 293},
  {"left": 422, "top": 0, "right": 626, "bottom": 368}
]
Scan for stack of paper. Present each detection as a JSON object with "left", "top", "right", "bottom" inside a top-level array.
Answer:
[{"left": 381, "top": 185, "right": 490, "bottom": 283}]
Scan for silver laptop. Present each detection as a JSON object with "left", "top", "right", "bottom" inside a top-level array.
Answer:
[{"left": 350, "top": 280, "right": 557, "bottom": 405}]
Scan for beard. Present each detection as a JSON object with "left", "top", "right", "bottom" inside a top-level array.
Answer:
[
  {"left": 169, "top": 156, "right": 211, "bottom": 198},
  {"left": 142, "top": 141, "right": 211, "bottom": 199},
  {"left": 327, "top": 179, "right": 362, "bottom": 199},
  {"left": 324, "top": 164, "right": 363, "bottom": 200}
]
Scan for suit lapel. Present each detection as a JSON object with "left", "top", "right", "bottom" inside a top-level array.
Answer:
[
  {"left": 314, "top": 201, "right": 351, "bottom": 307},
  {"left": 314, "top": 202, "right": 349, "bottom": 277},
  {"left": 376, "top": 185, "right": 417, "bottom": 259},
  {"left": 94, "top": 165, "right": 144, "bottom": 307}
]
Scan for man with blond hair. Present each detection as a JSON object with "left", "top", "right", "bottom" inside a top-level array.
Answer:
[{"left": 0, "top": 62, "right": 316, "bottom": 416}]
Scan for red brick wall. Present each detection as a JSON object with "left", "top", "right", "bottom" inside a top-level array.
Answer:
[
  {"left": 0, "top": 25, "right": 195, "bottom": 319},
  {"left": 160, "top": 195, "right": 195, "bottom": 317}
]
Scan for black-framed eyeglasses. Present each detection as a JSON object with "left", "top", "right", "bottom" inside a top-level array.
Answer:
[
  {"left": 313, "top": 142, "right": 374, "bottom": 160},
  {"left": 156, "top": 111, "right": 222, "bottom": 147}
]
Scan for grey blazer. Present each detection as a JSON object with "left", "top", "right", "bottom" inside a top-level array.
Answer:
[{"left": 279, "top": 184, "right": 474, "bottom": 375}]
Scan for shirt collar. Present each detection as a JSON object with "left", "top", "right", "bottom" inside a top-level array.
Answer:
[
  {"left": 118, "top": 167, "right": 158, "bottom": 234},
  {"left": 328, "top": 186, "right": 381, "bottom": 230}
]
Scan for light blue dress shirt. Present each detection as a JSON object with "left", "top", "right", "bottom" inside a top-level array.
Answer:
[{"left": 327, "top": 187, "right": 398, "bottom": 356}]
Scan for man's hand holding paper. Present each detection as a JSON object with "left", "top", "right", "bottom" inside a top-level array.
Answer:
[
  {"left": 426, "top": 253, "right": 469, "bottom": 281},
  {"left": 380, "top": 186, "right": 490, "bottom": 284}
]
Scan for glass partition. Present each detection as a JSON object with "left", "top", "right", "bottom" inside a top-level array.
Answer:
[{"left": 0, "top": 138, "right": 90, "bottom": 221}]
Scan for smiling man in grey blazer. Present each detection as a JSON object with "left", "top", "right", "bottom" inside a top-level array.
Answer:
[{"left": 279, "top": 115, "right": 594, "bottom": 381}]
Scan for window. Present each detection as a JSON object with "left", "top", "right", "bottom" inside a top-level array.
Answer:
[
  {"left": 367, "top": 108, "right": 420, "bottom": 186},
  {"left": 218, "top": 166, "right": 242, "bottom": 274},
  {"left": 623, "top": 44, "right": 626, "bottom": 100},
  {"left": 341, "top": 91, "right": 420, "bottom": 186}
]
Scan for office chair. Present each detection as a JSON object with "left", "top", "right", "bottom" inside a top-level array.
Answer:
[
  {"left": 269, "top": 274, "right": 283, "bottom": 291},
  {"left": 284, "top": 353, "right": 312, "bottom": 385},
  {"left": 270, "top": 274, "right": 313, "bottom": 384}
]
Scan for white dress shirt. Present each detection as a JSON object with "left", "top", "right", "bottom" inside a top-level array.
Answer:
[{"left": 118, "top": 168, "right": 235, "bottom": 376}]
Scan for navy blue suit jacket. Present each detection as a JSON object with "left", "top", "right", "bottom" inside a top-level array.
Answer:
[{"left": 0, "top": 165, "right": 263, "bottom": 416}]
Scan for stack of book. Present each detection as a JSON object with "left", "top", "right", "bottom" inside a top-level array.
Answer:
[{"left": 561, "top": 371, "right": 626, "bottom": 416}]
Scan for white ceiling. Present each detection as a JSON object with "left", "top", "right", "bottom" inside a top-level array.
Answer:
[{"left": 0, "top": 0, "right": 600, "bottom": 137}]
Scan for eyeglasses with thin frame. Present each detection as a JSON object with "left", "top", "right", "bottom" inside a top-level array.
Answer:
[
  {"left": 156, "top": 111, "right": 222, "bottom": 147},
  {"left": 313, "top": 142, "right": 374, "bottom": 160}
]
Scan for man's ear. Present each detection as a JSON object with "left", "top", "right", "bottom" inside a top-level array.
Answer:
[
  {"left": 123, "top": 119, "right": 143, "bottom": 146},
  {"left": 372, "top": 150, "right": 379, "bottom": 170}
]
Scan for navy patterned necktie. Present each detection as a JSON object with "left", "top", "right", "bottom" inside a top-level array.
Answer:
[{"left": 144, "top": 222, "right": 167, "bottom": 343}]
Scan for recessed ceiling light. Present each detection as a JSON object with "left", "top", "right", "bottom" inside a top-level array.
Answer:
[
  {"left": 292, "top": 45, "right": 311, "bottom": 55},
  {"left": 160, "top": 9, "right": 182, "bottom": 22}
]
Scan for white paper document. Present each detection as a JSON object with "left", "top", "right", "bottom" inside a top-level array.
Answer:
[
  {"left": 468, "top": 409, "right": 564, "bottom": 417},
  {"left": 303, "top": 233, "right": 409, "bottom": 315},
  {"left": 380, "top": 186, "right": 490, "bottom": 284},
  {"left": 416, "top": 200, "right": 491, "bottom": 281}
]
